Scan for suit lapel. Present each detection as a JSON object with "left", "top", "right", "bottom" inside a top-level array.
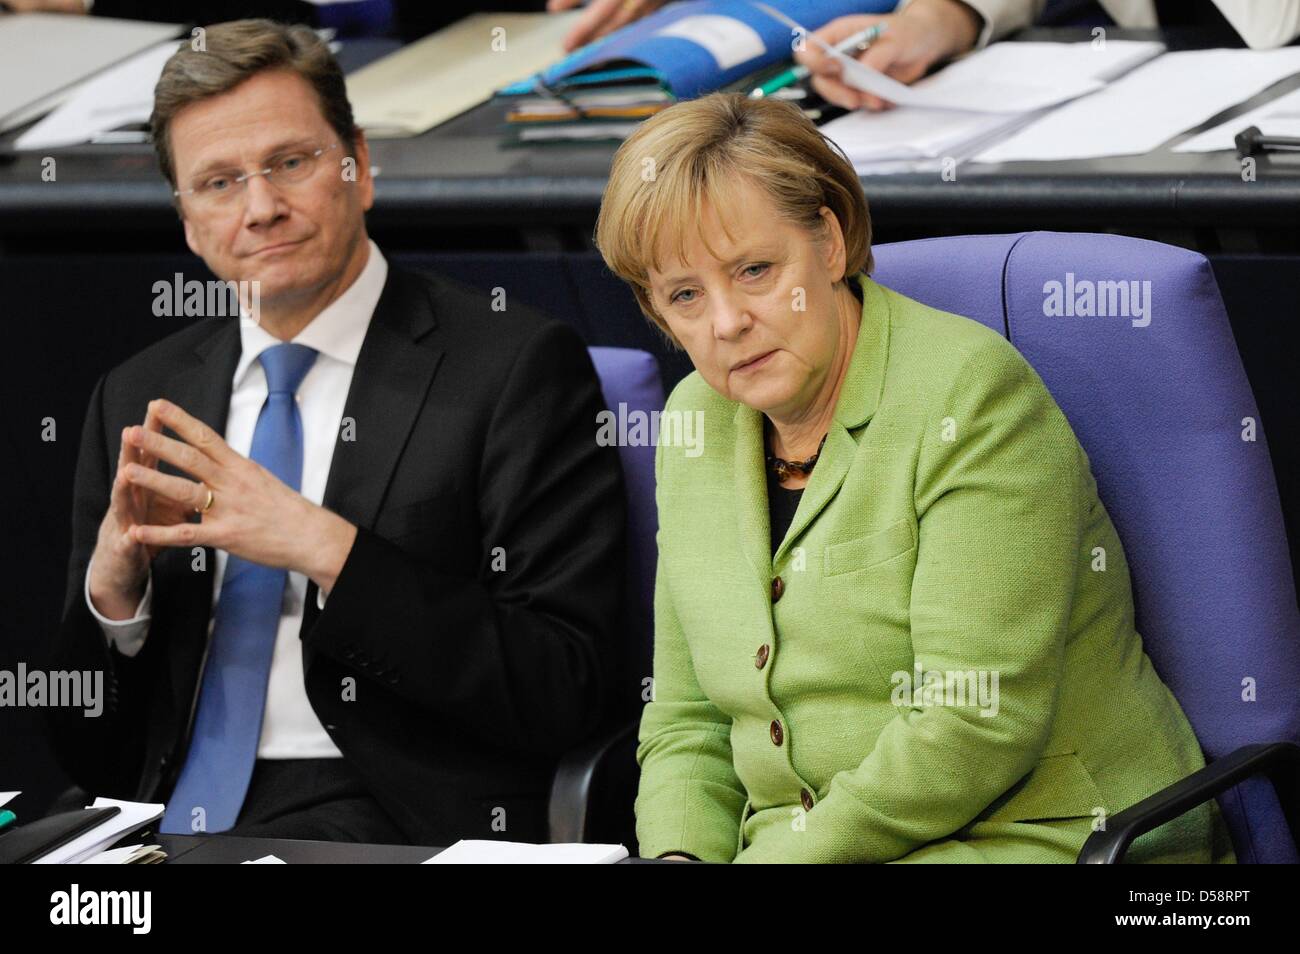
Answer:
[
  {"left": 319, "top": 267, "right": 445, "bottom": 529},
  {"left": 770, "top": 274, "right": 892, "bottom": 567},
  {"left": 773, "top": 424, "right": 854, "bottom": 567},
  {"left": 733, "top": 402, "right": 771, "bottom": 576}
]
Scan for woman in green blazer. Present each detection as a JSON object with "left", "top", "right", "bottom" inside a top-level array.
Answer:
[{"left": 594, "top": 92, "right": 1232, "bottom": 863}]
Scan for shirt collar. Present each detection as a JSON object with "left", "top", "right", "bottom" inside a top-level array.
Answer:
[{"left": 233, "top": 238, "right": 388, "bottom": 388}]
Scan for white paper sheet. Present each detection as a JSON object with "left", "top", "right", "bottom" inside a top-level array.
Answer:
[
  {"left": 1174, "top": 84, "right": 1300, "bottom": 152},
  {"left": 0, "top": 13, "right": 180, "bottom": 132},
  {"left": 976, "top": 47, "right": 1300, "bottom": 162},
  {"left": 0, "top": 791, "right": 18, "bottom": 808},
  {"left": 821, "top": 41, "right": 1162, "bottom": 171},
  {"left": 424, "top": 840, "right": 629, "bottom": 864},
  {"left": 16, "top": 41, "right": 176, "bottom": 151}
]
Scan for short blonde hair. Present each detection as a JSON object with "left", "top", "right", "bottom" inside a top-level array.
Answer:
[{"left": 595, "top": 92, "right": 873, "bottom": 346}]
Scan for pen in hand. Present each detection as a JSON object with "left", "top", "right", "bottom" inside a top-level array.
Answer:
[{"left": 751, "top": 22, "right": 888, "bottom": 98}]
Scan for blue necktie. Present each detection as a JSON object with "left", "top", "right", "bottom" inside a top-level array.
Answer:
[{"left": 160, "top": 343, "right": 319, "bottom": 834}]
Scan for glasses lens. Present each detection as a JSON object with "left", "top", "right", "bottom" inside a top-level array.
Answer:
[{"left": 272, "top": 152, "right": 317, "bottom": 185}]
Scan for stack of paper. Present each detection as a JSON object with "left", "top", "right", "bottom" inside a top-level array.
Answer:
[
  {"left": 0, "top": 13, "right": 180, "bottom": 133},
  {"left": 424, "top": 840, "right": 629, "bottom": 863},
  {"left": 32, "top": 798, "right": 165, "bottom": 865},
  {"left": 1174, "top": 84, "right": 1300, "bottom": 153},
  {"left": 975, "top": 47, "right": 1300, "bottom": 162},
  {"left": 15, "top": 41, "right": 177, "bottom": 151},
  {"left": 82, "top": 844, "right": 167, "bottom": 865},
  {"left": 821, "top": 40, "right": 1164, "bottom": 174},
  {"left": 505, "top": 83, "right": 674, "bottom": 144}
]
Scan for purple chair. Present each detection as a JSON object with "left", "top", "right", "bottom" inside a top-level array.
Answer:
[
  {"left": 548, "top": 346, "right": 664, "bottom": 845},
  {"left": 874, "top": 232, "right": 1300, "bottom": 864}
]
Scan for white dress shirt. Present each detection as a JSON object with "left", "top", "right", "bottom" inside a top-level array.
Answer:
[{"left": 85, "top": 239, "right": 389, "bottom": 759}]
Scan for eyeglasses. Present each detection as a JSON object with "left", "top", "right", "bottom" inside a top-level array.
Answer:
[{"left": 174, "top": 142, "right": 341, "bottom": 207}]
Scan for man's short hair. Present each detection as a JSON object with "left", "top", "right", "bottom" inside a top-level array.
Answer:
[{"left": 150, "top": 19, "right": 358, "bottom": 188}]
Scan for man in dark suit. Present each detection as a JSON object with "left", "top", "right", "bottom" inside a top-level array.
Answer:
[{"left": 44, "top": 19, "right": 625, "bottom": 846}]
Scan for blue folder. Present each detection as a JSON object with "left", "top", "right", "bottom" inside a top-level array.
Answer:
[{"left": 502, "top": 0, "right": 897, "bottom": 100}]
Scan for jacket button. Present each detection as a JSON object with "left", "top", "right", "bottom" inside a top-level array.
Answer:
[
  {"left": 771, "top": 576, "right": 785, "bottom": 602},
  {"left": 386, "top": 673, "right": 399, "bottom": 686},
  {"left": 342, "top": 648, "right": 356, "bottom": 660},
  {"left": 801, "top": 788, "right": 815, "bottom": 811},
  {"left": 770, "top": 720, "right": 784, "bottom": 746},
  {"left": 754, "top": 644, "right": 770, "bottom": 669}
]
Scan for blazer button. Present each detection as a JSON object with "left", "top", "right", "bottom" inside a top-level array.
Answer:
[
  {"left": 770, "top": 719, "right": 784, "bottom": 746},
  {"left": 771, "top": 576, "right": 785, "bottom": 602},
  {"left": 754, "top": 644, "right": 770, "bottom": 669},
  {"left": 801, "top": 788, "right": 815, "bottom": 811}
]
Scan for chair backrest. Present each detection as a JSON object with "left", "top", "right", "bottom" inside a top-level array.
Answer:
[
  {"left": 874, "top": 232, "right": 1300, "bottom": 863},
  {"left": 587, "top": 346, "right": 664, "bottom": 721}
]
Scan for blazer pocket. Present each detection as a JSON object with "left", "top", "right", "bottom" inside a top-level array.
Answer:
[
  {"left": 823, "top": 518, "right": 916, "bottom": 576},
  {"left": 980, "top": 752, "right": 1107, "bottom": 824}
]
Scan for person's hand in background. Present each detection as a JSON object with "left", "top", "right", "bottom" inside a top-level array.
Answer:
[
  {"left": 546, "top": 0, "right": 669, "bottom": 53},
  {"left": 1, "top": 0, "right": 87, "bottom": 11},
  {"left": 795, "top": 0, "right": 983, "bottom": 111}
]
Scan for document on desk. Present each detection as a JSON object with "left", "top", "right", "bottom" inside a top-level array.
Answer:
[
  {"left": 820, "top": 40, "right": 1163, "bottom": 173},
  {"left": 32, "top": 797, "right": 165, "bottom": 865},
  {"left": 345, "top": 12, "right": 581, "bottom": 137},
  {"left": 15, "top": 41, "right": 177, "bottom": 151},
  {"left": 0, "top": 13, "right": 181, "bottom": 133},
  {"left": 976, "top": 47, "right": 1300, "bottom": 162},
  {"left": 82, "top": 844, "right": 167, "bottom": 864},
  {"left": 1174, "top": 84, "right": 1300, "bottom": 152},
  {"left": 424, "top": 840, "right": 630, "bottom": 863},
  {"left": 836, "top": 38, "right": 1161, "bottom": 112}
]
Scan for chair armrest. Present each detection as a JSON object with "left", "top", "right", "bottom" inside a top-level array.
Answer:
[
  {"left": 547, "top": 719, "right": 640, "bottom": 844},
  {"left": 1076, "top": 741, "right": 1300, "bottom": 864}
]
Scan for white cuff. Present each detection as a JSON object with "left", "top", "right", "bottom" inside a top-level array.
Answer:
[
  {"left": 85, "top": 554, "right": 152, "bottom": 658},
  {"left": 317, "top": 585, "right": 327, "bottom": 611}
]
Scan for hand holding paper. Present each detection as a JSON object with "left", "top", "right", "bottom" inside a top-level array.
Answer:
[{"left": 784, "top": 0, "right": 982, "bottom": 110}]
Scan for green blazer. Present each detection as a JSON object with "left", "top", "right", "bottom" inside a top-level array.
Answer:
[{"left": 635, "top": 274, "right": 1233, "bottom": 863}]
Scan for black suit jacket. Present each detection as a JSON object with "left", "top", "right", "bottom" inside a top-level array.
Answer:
[{"left": 44, "top": 265, "right": 626, "bottom": 845}]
